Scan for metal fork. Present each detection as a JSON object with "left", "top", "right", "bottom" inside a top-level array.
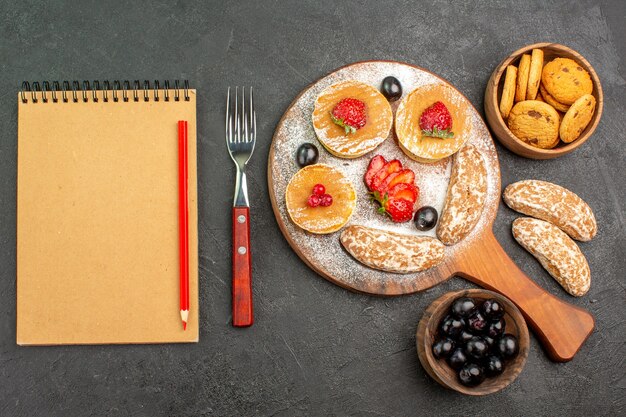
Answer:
[{"left": 226, "top": 86, "right": 256, "bottom": 327}]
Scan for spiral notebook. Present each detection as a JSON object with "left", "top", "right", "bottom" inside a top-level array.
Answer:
[{"left": 16, "top": 80, "right": 198, "bottom": 345}]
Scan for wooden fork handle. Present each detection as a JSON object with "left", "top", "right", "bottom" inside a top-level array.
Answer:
[
  {"left": 232, "top": 206, "right": 253, "bottom": 327},
  {"left": 455, "top": 230, "right": 594, "bottom": 362}
]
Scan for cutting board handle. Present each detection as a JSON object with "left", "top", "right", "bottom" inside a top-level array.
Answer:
[{"left": 455, "top": 230, "right": 594, "bottom": 362}]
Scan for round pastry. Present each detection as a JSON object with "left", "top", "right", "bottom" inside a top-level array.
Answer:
[
  {"left": 541, "top": 58, "right": 593, "bottom": 105},
  {"left": 395, "top": 83, "right": 471, "bottom": 163},
  {"left": 507, "top": 100, "right": 560, "bottom": 149},
  {"left": 285, "top": 164, "right": 356, "bottom": 234},
  {"left": 312, "top": 81, "right": 392, "bottom": 158}
]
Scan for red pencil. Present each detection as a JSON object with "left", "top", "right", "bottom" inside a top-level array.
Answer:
[{"left": 178, "top": 120, "right": 189, "bottom": 330}]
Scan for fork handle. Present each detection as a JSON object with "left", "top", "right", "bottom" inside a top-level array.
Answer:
[{"left": 232, "top": 206, "right": 253, "bottom": 327}]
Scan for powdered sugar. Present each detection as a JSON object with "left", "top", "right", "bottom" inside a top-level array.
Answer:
[{"left": 269, "top": 61, "right": 501, "bottom": 294}]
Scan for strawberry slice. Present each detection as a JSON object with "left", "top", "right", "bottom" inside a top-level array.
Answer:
[
  {"left": 387, "top": 183, "right": 419, "bottom": 204},
  {"left": 385, "top": 169, "right": 415, "bottom": 190},
  {"left": 364, "top": 155, "right": 387, "bottom": 188},
  {"left": 370, "top": 159, "right": 402, "bottom": 192}
]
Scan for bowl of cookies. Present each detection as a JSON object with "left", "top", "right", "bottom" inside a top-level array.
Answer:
[{"left": 484, "top": 42, "right": 603, "bottom": 159}]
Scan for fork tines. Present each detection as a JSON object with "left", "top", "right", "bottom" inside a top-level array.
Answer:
[{"left": 226, "top": 86, "right": 256, "bottom": 145}]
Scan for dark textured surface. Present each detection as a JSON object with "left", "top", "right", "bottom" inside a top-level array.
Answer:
[{"left": 1, "top": 0, "right": 625, "bottom": 415}]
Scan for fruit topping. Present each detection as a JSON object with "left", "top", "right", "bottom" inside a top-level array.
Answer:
[
  {"left": 320, "top": 194, "right": 333, "bottom": 207},
  {"left": 432, "top": 338, "right": 455, "bottom": 359},
  {"left": 381, "top": 76, "right": 402, "bottom": 102},
  {"left": 312, "top": 183, "right": 326, "bottom": 196},
  {"left": 364, "top": 155, "right": 387, "bottom": 188},
  {"left": 307, "top": 194, "right": 321, "bottom": 207},
  {"left": 296, "top": 143, "right": 319, "bottom": 167},
  {"left": 458, "top": 363, "right": 485, "bottom": 387},
  {"left": 419, "top": 101, "right": 454, "bottom": 139},
  {"left": 330, "top": 98, "right": 367, "bottom": 134},
  {"left": 306, "top": 184, "right": 332, "bottom": 208},
  {"left": 364, "top": 155, "right": 420, "bottom": 223}
]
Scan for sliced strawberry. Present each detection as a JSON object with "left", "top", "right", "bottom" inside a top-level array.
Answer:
[
  {"left": 370, "top": 159, "right": 402, "bottom": 192},
  {"left": 387, "top": 183, "right": 419, "bottom": 204},
  {"left": 385, "top": 198, "right": 414, "bottom": 223},
  {"left": 364, "top": 155, "right": 387, "bottom": 188},
  {"left": 383, "top": 169, "right": 415, "bottom": 191}
]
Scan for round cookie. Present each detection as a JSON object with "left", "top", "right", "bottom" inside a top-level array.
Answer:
[
  {"left": 541, "top": 58, "right": 593, "bottom": 105},
  {"left": 499, "top": 65, "right": 517, "bottom": 119},
  {"left": 312, "top": 81, "right": 392, "bottom": 159},
  {"left": 526, "top": 48, "right": 544, "bottom": 100},
  {"left": 539, "top": 83, "right": 570, "bottom": 112},
  {"left": 507, "top": 100, "right": 560, "bottom": 149},
  {"left": 515, "top": 54, "right": 531, "bottom": 103},
  {"left": 560, "top": 94, "right": 596, "bottom": 143}
]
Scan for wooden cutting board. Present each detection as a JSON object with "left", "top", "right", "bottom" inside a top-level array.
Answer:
[{"left": 268, "top": 60, "right": 594, "bottom": 362}]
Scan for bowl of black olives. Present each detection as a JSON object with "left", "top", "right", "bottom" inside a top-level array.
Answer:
[{"left": 416, "top": 289, "right": 529, "bottom": 395}]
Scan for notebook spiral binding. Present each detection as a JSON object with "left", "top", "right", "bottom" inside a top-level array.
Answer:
[{"left": 20, "top": 80, "right": 190, "bottom": 104}]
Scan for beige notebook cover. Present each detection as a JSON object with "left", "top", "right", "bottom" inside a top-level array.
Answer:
[{"left": 16, "top": 83, "right": 198, "bottom": 345}]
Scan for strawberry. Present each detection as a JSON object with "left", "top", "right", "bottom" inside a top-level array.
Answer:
[
  {"left": 330, "top": 98, "right": 367, "bottom": 134},
  {"left": 364, "top": 155, "right": 387, "bottom": 188},
  {"left": 387, "top": 183, "right": 419, "bottom": 204},
  {"left": 370, "top": 159, "right": 402, "bottom": 192},
  {"left": 419, "top": 101, "right": 454, "bottom": 139},
  {"left": 384, "top": 198, "right": 414, "bottom": 222},
  {"left": 382, "top": 169, "right": 415, "bottom": 191}
]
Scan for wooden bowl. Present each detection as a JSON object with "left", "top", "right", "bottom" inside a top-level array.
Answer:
[
  {"left": 484, "top": 42, "right": 603, "bottom": 159},
  {"left": 416, "top": 289, "right": 530, "bottom": 396}
]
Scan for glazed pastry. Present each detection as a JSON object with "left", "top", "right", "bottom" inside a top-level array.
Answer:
[
  {"left": 437, "top": 144, "right": 487, "bottom": 245},
  {"left": 340, "top": 225, "right": 445, "bottom": 273}
]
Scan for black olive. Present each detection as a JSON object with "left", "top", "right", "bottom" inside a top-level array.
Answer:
[
  {"left": 381, "top": 76, "right": 402, "bottom": 101},
  {"left": 458, "top": 362, "right": 485, "bottom": 387},
  {"left": 432, "top": 338, "right": 455, "bottom": 359},
  {"left": 414, "top": 206, "right": 438, "bottom": 231},
  {"left": 450, "top": 297, "right": 476, "bottom": 318},
  {"left": 496, "top": 334, "right": 519, "bottom": 359},
  {"left": 458, "top": 330, "right": 474, "bottom": 343},
  {"left": 296, "top": 143, "right": 319, "bottom": 167},
  {"left": 486, "top": 318, "right": 506, "bottom": 338},
  {"left": 447, "top": 348, "right": 468, "bottom": 370},
  {"left": 467, "top": 311, "right": 488, "bottom": 333},
  {"left": 465, "top": 336, "right": 489, "bottom": 360},
  {"left": 482, "top": 299, "right": 505, "bottom": 319},
  {"left": 439, "top": 315, "right": 466, "bottom": 338},
  {"left": 484, "top": 355, "right": 505, "bottom": 377}
]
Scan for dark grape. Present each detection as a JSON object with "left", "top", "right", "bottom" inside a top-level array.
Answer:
[
  {"left": 458, "top": 330, "right": 474, "bottom": 343},
  {"left": 496, "top": 334, "right": 519, "bottom": 359},
  {"left": 467, "top": 311, "right": 488, "bottom": 333},
  {"left": 381, "top": 76, "right": 402, "bottom": 101},
  {"left": 484, "top": 355, "right": 505, "bottom": 377},
  {"left": 296, "top": 143, "right": 319, "bottom": 167},
  {"left": 439, "top": 315, "right": 466, "bottom": 338},
  {"left": 414, "top": 206, "right": 438, "bottom": 231},
  {"left": 486, "top": 318, "right": 506, "bottom": 338},
  {"left": 465, "top": 336, "right": 489, "bottom": 360},
  {"left": 432, "top": 338, "right": 455, "bottom": 359},
  {"left": 451, "top": 297, "right": 476, "bottom": 318},
  {"left": 458, "top": 362, "right": 485, "bottom": 387},
  {"left": 482, "top": 299, "right": 505, "bottom": 319},
  {"left": 447, "top": 348, "right": 468, "bottom": 370}
]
